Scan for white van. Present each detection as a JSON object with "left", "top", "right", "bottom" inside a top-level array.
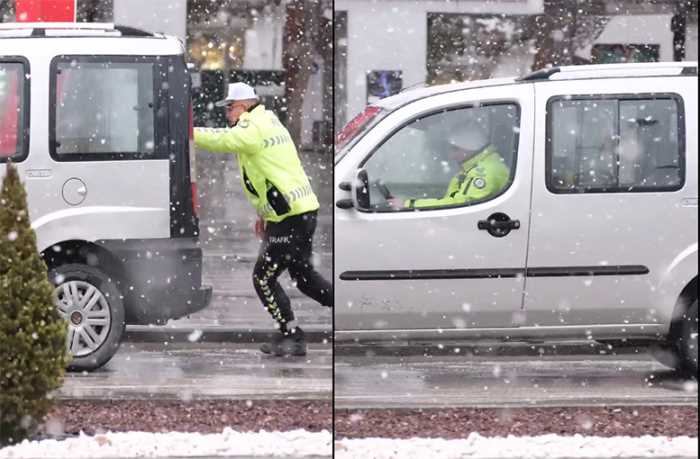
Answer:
[
  {"left": 0, "top": 23, "right": 211, "bottom": 370},
  {"left": 334, "top": 62, "right": 698, "bottom": 374}
]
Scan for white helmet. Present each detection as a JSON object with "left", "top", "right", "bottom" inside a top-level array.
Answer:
[
  {"left": 215, "top": 82, "right": 259, "bottom": 107},
  {"left": 446, "top": 119, "right": 490, "bottom": 153}
]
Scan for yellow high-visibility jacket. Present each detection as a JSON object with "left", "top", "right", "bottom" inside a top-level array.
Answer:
[
  {"left": 194, "top": 105, "right": 319, "bottom": 222},
  {"left": 405, "top": 145, "right": 510, "bottom": 208}
]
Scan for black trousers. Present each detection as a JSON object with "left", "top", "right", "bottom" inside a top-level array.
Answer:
[{"left": 252, "top": 211, "right": 332, "bottom": 329}]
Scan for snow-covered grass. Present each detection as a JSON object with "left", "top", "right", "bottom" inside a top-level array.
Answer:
[
  {"left": 1, "top": 431, "right": 697, "bottom": 458},
  {"left": 0, "top": 429, "right": 331, "bottom": 458},
  {"left": 335, "top": 433, "right": 698, "bottom": 459}
]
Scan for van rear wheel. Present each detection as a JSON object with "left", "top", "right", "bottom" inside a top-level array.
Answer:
[{"left": 49, "top": 264, "right": 125, "bottom": 372}]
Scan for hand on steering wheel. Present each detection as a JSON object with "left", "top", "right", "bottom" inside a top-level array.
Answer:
[
  {"left": 373, "top": 180, "right": 394, "bottom": 200},
  {"left": 373, "top": 180, "right": 404, "bottom": 209}
]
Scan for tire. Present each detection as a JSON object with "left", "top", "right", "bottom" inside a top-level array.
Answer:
[
  {"left": 49, "top": 264, "right": 125, "bottom": 372},
  {"left": 678, "top": 298, "right": 698, "bottom": 378}
]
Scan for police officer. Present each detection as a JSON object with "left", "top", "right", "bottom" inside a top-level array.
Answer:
[
  {"left": 194, "top": 82, "right": 332, "bottom": 356},
  {"left": 388, "top": 120, "right": 510, "bottom": 209}
]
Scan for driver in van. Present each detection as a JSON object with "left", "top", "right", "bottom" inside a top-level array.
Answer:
[
  {"left": 387, "top": 120, "right": 510, "bottom": 209},
  {"left": 194, "top": 82, "right": 332, "bottom": 357}
]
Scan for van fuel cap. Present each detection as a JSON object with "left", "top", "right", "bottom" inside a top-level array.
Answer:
[{"left": 62, "top": 178, "right": 87, "bottom": 206}]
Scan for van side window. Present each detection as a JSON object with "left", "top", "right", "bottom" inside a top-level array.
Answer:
[
  {"left": 0, "top": 61, "right": 27, "bottom": 162},
  {"left": 547, "top": 95, "right": 684, "bottom": 193},
  {"left": 51, "top": 57, "right": 161, "bottom": 160},
  {"left": 361, "top": 103, "right": 519, "bottom": 211}
]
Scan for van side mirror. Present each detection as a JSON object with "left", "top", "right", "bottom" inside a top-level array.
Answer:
[
  {"left": 335, "top": 170, "right": 371, "bottom": 210},
  {"left": 353, "top": 168, "right": 370, "bottom": 210}
]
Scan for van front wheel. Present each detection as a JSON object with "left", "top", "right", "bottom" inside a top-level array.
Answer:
[
  {"left": 49, "top": 264, "right": 125, "bottom": 372},
  {"left": 679, "top": 298, "right": 698, "bottom": 377}
]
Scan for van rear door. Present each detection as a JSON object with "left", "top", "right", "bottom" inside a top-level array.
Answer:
[
  {"left": 526, "top": 76, "right": 697, "bottom": 329},
  {"left": 165, "top": 56, "right": 199, "bottom": 238},
  {"left": 30, "top": 55, "right": 170, "bottom": 245}
]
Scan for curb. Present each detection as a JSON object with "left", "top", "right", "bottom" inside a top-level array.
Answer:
[
  {"left": 124, "top": 327, "right": 332, "bottom": 344},
  {"left": 333, "top": 341, "right": 656, "bottom": 357}
]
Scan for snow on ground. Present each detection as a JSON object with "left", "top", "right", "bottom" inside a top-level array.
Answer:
[
  {"left": 334, "top": 433, "right": 699, "bottom": 459},
  {"left": 0, "top": 429, "right": 331, "bottom": 458},
  {"left": 1, "top": 431, "right": 697, "bottom": 458}
]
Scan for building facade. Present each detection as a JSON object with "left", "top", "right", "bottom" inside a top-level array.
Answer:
[{"left": 334, "top": 0, "right": 698, "bottom": 130}]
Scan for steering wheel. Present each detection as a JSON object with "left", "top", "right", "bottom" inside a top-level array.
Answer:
[{"left": 373, "top": 180, "right": 394, "bottom": 200}]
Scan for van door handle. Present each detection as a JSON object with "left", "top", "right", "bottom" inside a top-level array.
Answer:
[{"left": 478, "top": 212, "right": 520, "bottom": 238}]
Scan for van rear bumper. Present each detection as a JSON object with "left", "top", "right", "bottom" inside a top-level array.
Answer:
[{"left": 97, "top": 237, "right": 213, "bottom": 325}]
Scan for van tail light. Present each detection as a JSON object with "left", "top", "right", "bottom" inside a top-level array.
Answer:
[{"left": 188, "top": 102, "right": 199, "bottom": 216}]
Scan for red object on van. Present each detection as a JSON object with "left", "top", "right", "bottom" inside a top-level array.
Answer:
[
  {"left": 336, "top": 105, "right": 382, "bottom": 151},
  {"left": 16, "top": 0, "right": 76, "bottom": 22},
  {"left": 0, "top": 70, "right": 19, "bottom": 158}
]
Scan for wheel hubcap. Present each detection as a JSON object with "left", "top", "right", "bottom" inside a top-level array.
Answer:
[
  {"left": 52, "top": 280, "right": 111, "bottom": 357},
  {"left": 70, "top": 311, "right": 83, "bottom": 325}
]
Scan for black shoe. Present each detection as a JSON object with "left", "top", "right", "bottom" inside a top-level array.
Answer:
[{"left": 260, "top": 327, "right": 307, "bottom": 356}]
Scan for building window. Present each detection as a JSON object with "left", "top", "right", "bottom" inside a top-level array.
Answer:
[
  {"left": 427, "top": 13, "right": 537, "bottom": 84},
  {"left": 591, "top": 44, "right": 659, "bottom": 63}
]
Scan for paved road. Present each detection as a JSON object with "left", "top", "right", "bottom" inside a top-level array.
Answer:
[
  {"left": 334, "top": 344, "right": 698, "bottom": 409},
  {"left": 125, "top": 149, "right": 333, "bottom": 336},
  {"left": 57, "top": 343, "right": 332, "bottom": 401},
  {"left": 126, "top": 216, "right": 332, "bottom": 337}
]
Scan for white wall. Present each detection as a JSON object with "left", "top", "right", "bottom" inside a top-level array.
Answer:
[
  {"left": 594, "top": 14, "right": 674, "bottom": 61},
  {"left": 686, "top": 21, "right": 698, "bottom": 61},
  {"left": 113, "top": 0, "right": 186, "bottom": 41},
  {"left": 335, "top": 0, "right": 543, "bottom": 121},
  {"left": 243, "top": 14, "right": 284, "bottom": 70}
]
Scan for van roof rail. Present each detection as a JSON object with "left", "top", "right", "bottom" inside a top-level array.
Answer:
[
  {"left": 517, "top": 67, "right": 561, "bottom": 81},
  {"left": 518, "top": 62, "right": 698, "bottom": 81},
  {"left": 0, "top": 22, "right": 159, "bottom": 38}
]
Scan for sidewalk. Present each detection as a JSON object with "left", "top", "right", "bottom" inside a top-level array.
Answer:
[{"left": 126, "top": 149, "right": 333, "bottom": 343}]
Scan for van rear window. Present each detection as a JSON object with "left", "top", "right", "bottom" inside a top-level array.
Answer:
[
  {"left": 50, "top": 56, "right": 164, "bottom": 161},
  {"left": 0, "top": 62, "right": 27, "bottom": 162}
]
